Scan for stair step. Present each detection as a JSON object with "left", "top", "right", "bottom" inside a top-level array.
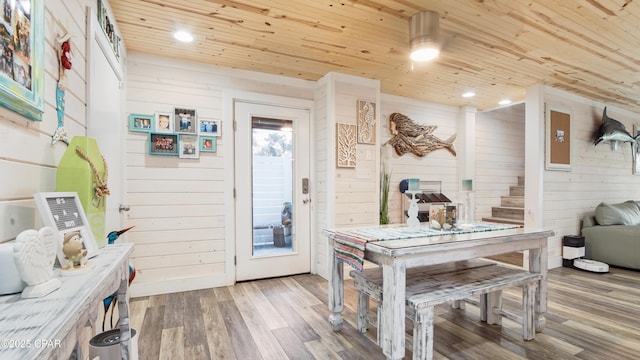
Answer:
[
  {"left": 517, "top": 176, "right": 524, "bottom": 186},
  {"left": 501, "top": 196, "right": 524, "bottom": 208},
  {"left": 510, "top": 185, "right": 524, "bottom": 197},
  {"left": 491, "top": 206, "right": 524, "bottom": 220},
  {"left": 481, "top": 216, "right": 525, "bottom": 225}
]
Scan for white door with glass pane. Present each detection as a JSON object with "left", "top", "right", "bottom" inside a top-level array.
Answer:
[{"left": 234, "top": 100, "right": 311, "bottom": 281}]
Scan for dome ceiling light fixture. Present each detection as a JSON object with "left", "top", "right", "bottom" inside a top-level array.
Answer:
[{"left": 409, "top": 10, "right": 441, "bottom": 62}]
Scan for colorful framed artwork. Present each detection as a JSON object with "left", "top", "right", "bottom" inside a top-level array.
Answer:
[
  {"left": 200, "top": 136, "right": 216, "bottom": 152},
  {"left": 33, "top": 192, "right": 100, "bottom": 269},
  {"left": 154, "top": 112, "right": 173, "bottom": 133},
  {"left": 199, "top": 118, "right": 221, "bottom": 136},
  {"left": 0, "top": 0, "right": 44, "bottom": 121},
  {"left": 149, "top": 133, "right": 178, "bottom": 156},
  {"left": 128, "top": 114, "right": 153, "bottom": 132},
  {"left": 174, "top": 107, "right": 197, "bottom": 134},
  {"left": 357, "top": 100, "right": 376, "bottom": 144},
  {"left": 179, "top": 134, "right": 199, "bottom": 158},
  {"left": 545, "top": 104, "right": 572, "bottom": 171}
]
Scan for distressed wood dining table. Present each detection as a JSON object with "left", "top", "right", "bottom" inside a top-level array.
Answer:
[{"left": 324, "top": 225, "right": 554, "bottom": 360}]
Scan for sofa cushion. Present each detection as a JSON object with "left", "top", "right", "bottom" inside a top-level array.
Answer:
[{"left": 595, "top": 201, "right": 640, "bottom": 226}]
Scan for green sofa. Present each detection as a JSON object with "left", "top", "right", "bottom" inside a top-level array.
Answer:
[{"left": 581, "top": 201, "right": 640, "bottom": 270}]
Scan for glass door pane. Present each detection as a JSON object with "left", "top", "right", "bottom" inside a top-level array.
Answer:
[{"left": 251, "top": 117, "right": 294, "bottom": 256}]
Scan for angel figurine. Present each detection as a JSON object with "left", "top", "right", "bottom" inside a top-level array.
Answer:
[{"left": 13, "top": 227, "right": 62, "bottom": 298}]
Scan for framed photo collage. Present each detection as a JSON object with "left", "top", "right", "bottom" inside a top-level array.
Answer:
[{"left": 128, "top": 107, "right": 220, "bottom": 158}]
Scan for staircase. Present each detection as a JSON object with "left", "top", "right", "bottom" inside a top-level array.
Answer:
[
  {"left": 482, "top": 176, "right": 524, "bottom": 226},
  {"left": 482, "top": 176, "right": 525, "bottom": 266}
]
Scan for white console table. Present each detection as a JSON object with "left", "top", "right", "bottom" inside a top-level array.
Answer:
[{"left": 0, "top": 243, "right": 134, "bottom": 360}]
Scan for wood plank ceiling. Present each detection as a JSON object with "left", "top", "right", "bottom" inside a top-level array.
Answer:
[{"left": 108, "top": 0, "right": 640, "bottom": 115}]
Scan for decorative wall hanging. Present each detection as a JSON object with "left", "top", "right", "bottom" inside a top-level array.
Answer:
[
  {"left": 385, "top": 112, "right": 456, "bottom": 157},
  {"left": 52, "top": 32, "right": 72, "bottom": 145},
  {"left": 179, "top": 134, "right": 199, "bottom": 159},
  {"left": 357, "top": 100, "right": 376, "bottom": 144},
  {"left": 593, "top": 107, "right": 638, "bottom": 165},
  {"left": 0, "top": 0, "right": 44, "bottom": 121},
  {"left": 199, "top": 118, "right": 221, "bottom": 136},
  {"left": 200, "top": 136, "right": 216, "bottom": 153},
  {"left": 337, "top": 123, "right": 357, "bottom": 167},
  {"left": 155, "top": 112, "right": 173, "bottom": 133},
  {"left": 129, "top": 114, "right": 154, "bottom": 132},
  {"left": 174, "top": 107, "right": 197, "bottom": 134},
  {"left": 149, "top": 133, "right": 179, "bottom": 156},
  {"left": 546, "top": 105, "right": 572, "bottom": 171},
  {"left": 96, "top": 0, "right": 121, "bottom": 61},
  {"left": 56, "top": 137, "right": 108, "bottom": 246}
]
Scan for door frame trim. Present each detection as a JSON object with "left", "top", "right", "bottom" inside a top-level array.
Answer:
[{"left": 223, "top": 90, "right": 314, "bottom": 285}]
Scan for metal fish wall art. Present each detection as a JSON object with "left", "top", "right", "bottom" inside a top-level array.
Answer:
[{"left": 593, "top": 107, "right": 639, "bottom": 161}]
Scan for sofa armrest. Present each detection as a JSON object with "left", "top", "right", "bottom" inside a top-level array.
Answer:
[{"left": 582, "top": 215, "right": 597, "bottom": 229}]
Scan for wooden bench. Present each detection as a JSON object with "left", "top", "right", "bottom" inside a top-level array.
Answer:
[
  {"left": 349, "top": 259, "right": 496, "bottom": 344},
  {"left": 350, "top": 262, "right": 542, "bottom": 360}
]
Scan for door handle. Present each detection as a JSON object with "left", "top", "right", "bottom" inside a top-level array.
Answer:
[
  {"left": 119, "top": 204, "right": 131, "bottom": 212},
  {"left": 303, "top": 198, "right": 311, "bottom": 204}
]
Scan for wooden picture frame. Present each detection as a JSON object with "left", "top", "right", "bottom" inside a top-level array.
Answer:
[
  {"left": 545, "top": 105, "right": 572, "bottom": 171},
  {"left": 200, "top": 135, "right": 216, "bottom": 152},
  {"left": 154, "top": 112, "right": 173, "bottom": 133},
  {"left": 129, "top": 114, "right": 153, "bottom": 132},
  {"left": 634, "top": 125, "right": 640, "bottom": 175},
  {"left": 179, "top": 134, "right": 199, "bottom": 158},
  {"left": 198, "top": 118, "right": 221, "bottom": 136},
  {"left": 174, "top": 107, "right": 197, "bottom": 134},
  {"left": 0, "top": 0, "right": 44, "bottom": 121},
  {"left": 149, "top": 133, "right": 178, "bottom": 156},
  {"left": 33, "top": 192, "right": 100, "bottom": 269}
]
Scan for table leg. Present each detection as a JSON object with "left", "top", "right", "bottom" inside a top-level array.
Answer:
[
  {"left": 118, "top": 269, "right": 130, "bottom": 360},
  {"left": 328, "top": 239, "right": 344, "bottom": 331},
  {"left": 381, "top": 261, "right": 406, "bottom": 360},
  {"left": 529, "top": 240, "right": 548, "bottom": 332}
]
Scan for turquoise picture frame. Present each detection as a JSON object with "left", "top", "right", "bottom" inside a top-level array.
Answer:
[
  {"left": 200, "top": 135, "right": 216, "bottom": 153},
  {"left": 0, "top": 0, "right": 44, "bottom": 121},
  {"left": 129, "top": 113, "right": 154, "bottom": 132}
]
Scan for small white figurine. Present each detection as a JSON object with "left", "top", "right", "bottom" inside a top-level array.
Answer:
[
  {"left": 62, "top": 231, "right": 88, "bottom": 269},
  {"left": 13, "top": 227, "right": 62, "bottom": 298}
]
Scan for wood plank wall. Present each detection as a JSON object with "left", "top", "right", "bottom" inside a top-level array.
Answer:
[
  {"left": 0, "top": 0, "right": 90, "bottom": 242},
  {"left": 312, "top": 80, "right": 329, "bottom": 278},
  {"left": 475, "top": 104, "right": 526, "bottom": 220},
  {"left": 379, "top": 94, "right": 460, "bottom": 225},
  {"left": 125, "top": 52, "right": 314, "bottom": 296},
  {"left": 333, "top": 79, "right": 379, "bottom": 227},
  {"left": 541, "top": 87, "right": 640, "bottom": 263}
]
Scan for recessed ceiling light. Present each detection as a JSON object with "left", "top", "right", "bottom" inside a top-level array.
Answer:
[
  {"left": 499, "top": 99, "right": 512, "bottom": 105},
  {"left": 174, "top": 31, "right": 193, "bottom": 43},
  {"left": 462, "top": 92, "right": 475, "bottom": 98}
]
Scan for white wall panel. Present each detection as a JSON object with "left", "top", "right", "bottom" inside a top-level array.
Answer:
[{"left": 126, "top": 52, "right": 314, "bottom": 296}]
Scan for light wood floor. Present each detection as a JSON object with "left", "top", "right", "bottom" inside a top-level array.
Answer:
[{"left": 129, "top": 266, "right": 640, "bottom": 359}]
